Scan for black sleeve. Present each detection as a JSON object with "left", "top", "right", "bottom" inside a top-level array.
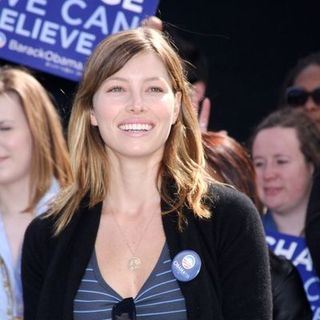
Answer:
[
  {"left": 270, "top": 252, "right": 312, "bottom": 320},
  {"left": 305, "top": 171, "right": 320, "bottom": 277},
  {"left": 21, "top": 217, "right": 52, "bottom": 320},
  {"left": 214, "top": 186, "right": 273, "bottom": 319}
]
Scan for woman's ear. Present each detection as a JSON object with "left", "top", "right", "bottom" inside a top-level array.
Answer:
[
  {"left": 90, "top": 109, "right": 98, "bottom": 126},
  {"left": 309, "top": 162, "right": 315, "bottom": 177},
  {"left": 173, "top": 91, "right": 182, "bottom": 124}
]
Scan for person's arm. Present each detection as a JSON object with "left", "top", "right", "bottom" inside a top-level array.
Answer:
[
  {"left": 305, "top": 171, "right": 320, "bottom": 277},
  {"left": 21, "top": 217, "right": 51, "bottom": 320},
  {"left": 270, "top": 252, "right": 312, "bottom": 320},
  {"left": 215, "top": 186, "right": 272, "bottom": 319}
]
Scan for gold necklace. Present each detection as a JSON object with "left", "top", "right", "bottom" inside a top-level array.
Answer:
[{"left": 110, "top": 210, "right": 156, "bottom": 271}]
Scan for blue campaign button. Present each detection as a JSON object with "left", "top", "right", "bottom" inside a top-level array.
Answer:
[{"left": 171, "top": 250, "right": 201, "bottom": 282}]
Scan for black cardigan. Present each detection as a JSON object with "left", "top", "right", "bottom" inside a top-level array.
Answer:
[
  {"left": 22, "top": 184, "right": 272, "bottom": 320},
  {"left": 306, "top": 171, "right": 320, "bottom": 277}
]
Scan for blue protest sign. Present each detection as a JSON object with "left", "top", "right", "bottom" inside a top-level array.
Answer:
[
  {"left": 266, "top": 230, "right": 320, "bottom": 319},
  {"left": 0, "top": 0, "right": 159, "bottom": 81}
]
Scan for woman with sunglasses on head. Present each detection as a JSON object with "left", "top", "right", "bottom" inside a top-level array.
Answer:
[
  {"left": 21, "top": 27, "right": 272, "bottom": 320},
  {"left": 0, "top": 66, "right": 72, "bottom": 320},
  {"left": 281, "top": 52, "right": 320, "bottom": 277}
]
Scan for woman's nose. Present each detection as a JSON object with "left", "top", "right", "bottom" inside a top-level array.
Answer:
[
  {"left": 262, "top": 164, "right": 277, "bottom": 180},
  {"left": 304, "top": 97, "right": 318, "bottom": 112},
  {"left": 126, "top": 92, "right": 145, "bottom": 113}
]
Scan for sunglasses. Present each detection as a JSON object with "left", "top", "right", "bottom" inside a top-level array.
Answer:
[
  {"left": 112, "top": 297, "right": 136, "bottom": 320},
  {"left": 285, "top": 87, "right": 320, "bottom": 107}
]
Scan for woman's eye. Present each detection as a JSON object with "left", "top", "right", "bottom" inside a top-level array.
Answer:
[
  {"left": 277, "top": 159, "right": 288, "bottom": 165},
  {"left": 253, "top": 161, "right": 264, "bottom": 168},
  {"left": 107, "top": 86, "right": 124, "bottom": 93},
  {"left": 148, "top": 87, "right": 163, "bottom": 93},
  {"left": 0, "top": 126, "right": 12, "bottom": 131}
]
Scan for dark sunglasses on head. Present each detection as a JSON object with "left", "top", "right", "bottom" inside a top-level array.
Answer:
[
  {"left": 112, "top": 297, "right": 136, "bottom": 320},
  {"left": 285, "top": 87, "right": 320, "bottom": 107}
]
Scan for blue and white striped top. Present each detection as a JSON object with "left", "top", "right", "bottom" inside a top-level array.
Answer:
[{"left": 73, "top": 243, "right": 187, "bottom": 320}]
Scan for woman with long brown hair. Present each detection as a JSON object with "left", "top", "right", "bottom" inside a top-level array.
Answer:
[
  {"left": 22, "top": 28, "right": 271, "bottom": 320},
  {"left": 0, "top": 67, "right": 72, "bottom": 319}
]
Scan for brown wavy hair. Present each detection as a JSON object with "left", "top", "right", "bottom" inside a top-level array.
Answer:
[
  {"left": 50, "top": 27, "right": 213, "bottom": 234},
  {"left": 202, "top": 132, "right": 263, "bottom": 212}
]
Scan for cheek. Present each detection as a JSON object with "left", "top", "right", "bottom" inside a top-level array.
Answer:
[
  {"left": 255, "top": 174, "right": 264, "bottom": 196},
  {"left": 254, "top": 169, "right": 264, "bottom": 185},
  {"left": 5, "top": 131, "right": 31, "bottom": 151},
  {"left": 158, "top": 98, "right": 179, "bottom": 121},
  {"left": 19, "top": 133, "right": 33, "bottom": 159},
  {"left": 91, "top": 106, "right": 116, "bottom": 126},
  {"left": 285, "top": 164, "right": 313, "bottom": 190}
]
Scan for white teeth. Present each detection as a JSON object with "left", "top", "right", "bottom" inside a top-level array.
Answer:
[{"left": 119, "top": 123, "right": 152, "bottom": 131}]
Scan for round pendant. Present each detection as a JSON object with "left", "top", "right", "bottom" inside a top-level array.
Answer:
[{"left": 128, "top": 257, "right": 142, "bottom": 271}]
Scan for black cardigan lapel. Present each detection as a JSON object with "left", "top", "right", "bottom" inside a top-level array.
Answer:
[
  {"left": 64, "top": 202, "right": 102, "bottom": 318},
  {"left": 162, "top": 209, "right": 220, "bottom": 319}
]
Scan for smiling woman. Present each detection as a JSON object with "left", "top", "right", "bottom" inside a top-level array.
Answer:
[
  {"left": 0, "top": 66, "right": 72, "bottom": 320},
  {"left": 21, "top": 27, "right": 272, "bottom": 320},
  {"left": 90, "top": 52, "right": 180, "bottom": 158},
  {"left": 251, "top": 108, "right": 320, "bottom": 237},
  {"left": 250, "top": 107, "right": 320, "bottom": 316}
]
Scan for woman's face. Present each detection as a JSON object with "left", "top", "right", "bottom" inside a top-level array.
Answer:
[
  {"left": 293, "top": 64, "right": 320, "bottom": 124},
  {"left": 0, "top": 92, "right": 33, "bottom": 186},
  {"left": 252, "top": 127, "right": 314, "bottom": 214},
  {"left": 91, "top": 52, "right": 180, "bottom": 162}
]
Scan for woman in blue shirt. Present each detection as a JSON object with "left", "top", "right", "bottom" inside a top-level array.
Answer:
[{"left": 0, "top": 67, "right": 72, "bottom": 319}]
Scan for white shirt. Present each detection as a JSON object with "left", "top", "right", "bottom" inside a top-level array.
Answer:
[{"left": 0, "top": 179, "right": 59, "bottom": 320}]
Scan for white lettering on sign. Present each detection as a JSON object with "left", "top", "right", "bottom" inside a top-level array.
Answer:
[
  {"left": 273, "top": 239, "right": 297, "bottom": 260},
  {"left": 39, "top": 21, "right": 59, "bottom": 45},
  {"left": 312, "top": 308, "right": 320, "bottom": 320},
  {"left": 293, "top": 248, "right": 313, "bottom": 271},
  {"left": 0, "top": 0, "right": 143, "bottom": 56},
  {"left": 26, "top": 0, "right": 46, "bottom": 16},
  {"left": 83, "top": 6, "right": 108, "bottom": 34},
  {"left": 16, "top": 13, "right": 31, "bottom": 36},
  {"left": 305, "top": 277, "right": 320, "bottom": 302},
  {"left": 112, "top": 11, "right": 139, "bottom": 33},
  {"left": 61, "top": 0, "right": 86, "bottom": 26},
  {"left": 100, "top": 0, "right": 144, "bottom": 13},
  {"left": 0, "top": 8, "right": 17, "bottom": 31},
  {"left": 8, "top": 0, "right": 22, "bottom": 7},
  {"left": 123, "top": 0, "right": 143, "bottom": 13},
  {"left": 266, "top": 235, "right": 313, "bottom": 271},
  {"left": 0, "top": 7, "right": 97, "bottom": 55},
  {"left": 75, "top": 32, "right": 95, "bottom": 55}
]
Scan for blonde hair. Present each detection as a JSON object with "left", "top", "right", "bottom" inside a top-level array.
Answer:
[
  {"left": 50, "top": 27, "right": 213, "bottom": 234},
  {"left": 0, "top": 66, "right": 73, "bottom": 212}
]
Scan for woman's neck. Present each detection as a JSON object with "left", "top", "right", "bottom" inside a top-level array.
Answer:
[
  {"left": 105, "top": 157, "right": 161, "bottom": 216},
  {"left": 0, "top": 177, "right": 32, "bottom": 216},
  {"left": 272, "top": 202, "right": 308, "bottom": 237}
]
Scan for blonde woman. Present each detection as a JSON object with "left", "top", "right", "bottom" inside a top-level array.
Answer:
[
  {"left": 0, "top": 67, "right": 72, "bottom": 319},
  {"left": 22, "top": 28, "right": 272, "bottom": 320}
]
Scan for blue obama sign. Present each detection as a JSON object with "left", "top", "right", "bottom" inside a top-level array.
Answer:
[
  {"left": 0, "top": 0, "right": 159, "bottom": 81},
  {"left": 266, "top": 230, "right": 320, "bottom": 319}
]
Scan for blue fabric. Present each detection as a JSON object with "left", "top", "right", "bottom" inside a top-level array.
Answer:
[
  {"left": 74, "top": 243, "right": 187, "bottom": 320},
  {"left": 262, "top": 210, "right": 278, "bottom": 232}
]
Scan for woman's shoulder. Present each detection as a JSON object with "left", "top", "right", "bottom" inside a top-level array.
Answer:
[
  {"left": 24, "top": 213, "right": 58, "bottom": 245},
  {"left": 204, "top": 183, "right": 263, "bottom": 232},
  {"left": 208, "top": 183, "right": 258, "bottom": 215}
]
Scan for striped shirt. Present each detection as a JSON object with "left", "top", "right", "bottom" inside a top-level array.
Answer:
[{"left": 73, "top": 243, "right": 187, "bottom": 320}]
